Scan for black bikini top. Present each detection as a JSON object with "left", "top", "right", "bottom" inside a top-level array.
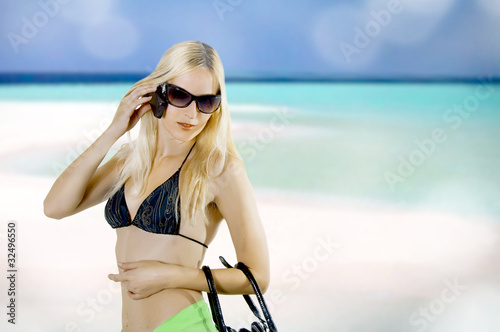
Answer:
[{"left": 104, "top": 143, "right": 207, "bottom": 248}]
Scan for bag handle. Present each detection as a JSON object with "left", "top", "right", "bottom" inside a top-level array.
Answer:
[
  {"left": 202, "top": 265, "right": 229, "bottom": 331},
  {"left": 219, "top": 257, "right": 278, "bottom": 332}
]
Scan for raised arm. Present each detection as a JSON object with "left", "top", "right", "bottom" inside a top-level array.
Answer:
[{"left": 43, "top": 85, "right": 157, "bottom": 219}]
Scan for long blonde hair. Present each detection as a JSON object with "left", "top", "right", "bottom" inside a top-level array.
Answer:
[{"left": 105, "top": 40, "right": 242, "bottom": 225}]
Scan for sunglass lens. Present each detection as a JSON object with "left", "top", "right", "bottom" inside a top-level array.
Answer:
[
  {"left": 167, "top": 86, "right": 192, "bottom": 107},
  {"left": 197, "top": 95, "right": 221, "bottom": 114}
]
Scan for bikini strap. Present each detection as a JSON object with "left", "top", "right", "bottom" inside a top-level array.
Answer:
[
  {"left": 180, "top": 142, "right": 196, "bottom": 168},
  {"left": 178, "top": 233, "right": 208, "bottom": 248}
]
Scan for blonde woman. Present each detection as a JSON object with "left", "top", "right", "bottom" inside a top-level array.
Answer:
[{"left": 43, "top": 40, "right": 270, "bottom": 332}]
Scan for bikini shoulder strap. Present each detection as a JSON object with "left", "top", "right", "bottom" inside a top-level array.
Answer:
[{"left": 180, "top": 142, "right": 196, "bottom": 168}]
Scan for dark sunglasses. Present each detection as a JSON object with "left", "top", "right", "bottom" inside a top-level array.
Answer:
[{"left": 148, "top": 83, "right": 221, "bottom": 118}]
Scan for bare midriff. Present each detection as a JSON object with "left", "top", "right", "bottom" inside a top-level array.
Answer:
[{"left": 115, "top": 225, "right": 208, "bottom": 332}]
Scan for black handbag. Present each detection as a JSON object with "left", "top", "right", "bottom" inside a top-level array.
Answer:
[{"left": 202, "top": 256, "right": 278, "bottom": 332}]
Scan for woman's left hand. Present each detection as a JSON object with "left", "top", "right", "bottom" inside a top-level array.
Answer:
[{"left": 108, "top": 260, "right": 186, "bottom": 300}]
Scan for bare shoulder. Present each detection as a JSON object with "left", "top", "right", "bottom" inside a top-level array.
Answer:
[
  {"left": 211, "top": 156, "right": 253, "bottom": 205},
  {"left": 219, "top": 155, "right": 246, "bottom": 180}
]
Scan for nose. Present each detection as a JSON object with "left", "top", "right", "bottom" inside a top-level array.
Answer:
[{"left": 184, "top": 100, "right": 198, "bottom": 118}]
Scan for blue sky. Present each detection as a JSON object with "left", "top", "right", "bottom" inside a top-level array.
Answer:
[{"left": 1, "top": 0, "right": 499, "bottom": 79}]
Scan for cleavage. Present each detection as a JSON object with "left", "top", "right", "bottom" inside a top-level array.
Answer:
[{"left": 124, "top": 167, "right": 180, "bottom": 221}]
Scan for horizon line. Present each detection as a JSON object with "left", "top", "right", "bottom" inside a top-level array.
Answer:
[{"left": 0, "top": 73, "right": 499, "bottom": 84}]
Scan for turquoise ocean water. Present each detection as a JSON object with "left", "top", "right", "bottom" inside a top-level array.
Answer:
[{"left": 1, "top": 82, "right": 499, "bottom": 219}]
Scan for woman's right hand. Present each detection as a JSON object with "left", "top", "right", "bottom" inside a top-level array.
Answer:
[{"left": 107, "top": 85, "right": 158, "bottom": 138}]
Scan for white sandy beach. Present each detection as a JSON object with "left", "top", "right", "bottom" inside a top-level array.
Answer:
[{"left": 1, "top": 102, "right": 499, "bottom": 332}]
